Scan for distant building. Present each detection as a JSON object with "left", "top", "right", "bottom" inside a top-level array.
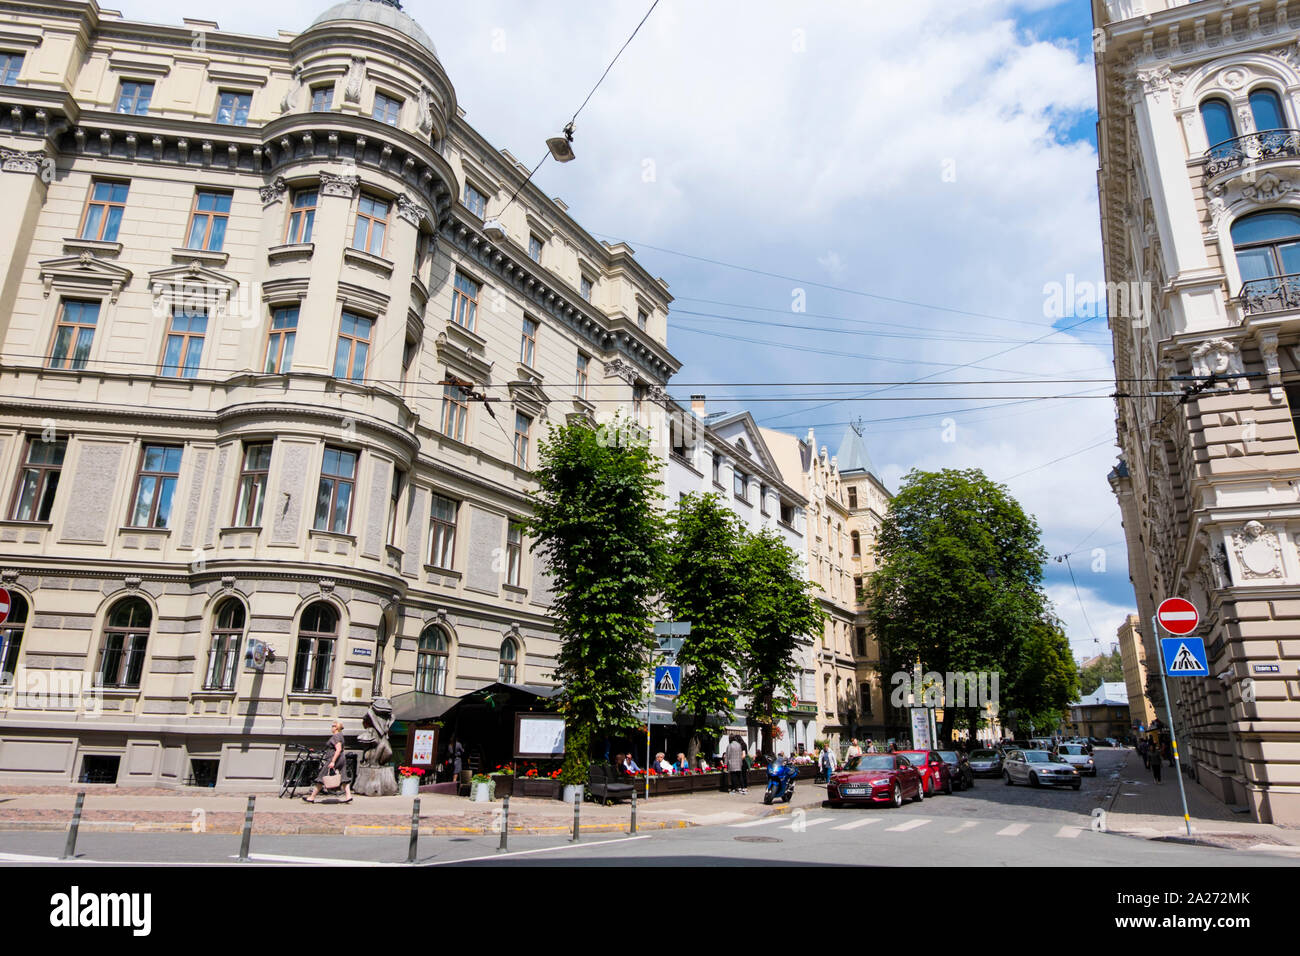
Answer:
[
  {"left": 1068, "top": 682, "right": 1131, "bottom": 741},
  {"left": 1116, "top": 614, "right": 1157, "bottom": 730}
]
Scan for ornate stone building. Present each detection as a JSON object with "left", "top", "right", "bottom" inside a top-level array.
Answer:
[
  {"left": 0, "top": 0, "right": 677, "bottom": 787},
  {"left": 1116, "top": 613, "right": 1158, "bottom": 730},
  {"left": 1096, "top": 0, "right": 1300, "bottom": 822}
]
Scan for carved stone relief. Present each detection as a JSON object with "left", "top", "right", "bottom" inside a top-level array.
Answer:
[{"left": 1231, "top": 520, "right": 1284, "bottom": 579}]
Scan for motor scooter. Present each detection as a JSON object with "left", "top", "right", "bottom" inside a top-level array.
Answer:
[{"left": 763, "top": 757, "right": 797, "bottom": 805}]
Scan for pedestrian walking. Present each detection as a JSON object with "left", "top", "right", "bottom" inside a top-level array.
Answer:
[
  {"left": 1162, "top": 739, "right": 1174, "bottom": 768},
  {"left": 726, "top": 736, "right": 746, "bottom": 794},
  {"left": 1138, "top": 738, "right": 1149, "bottom": 769},
  {"left": 819, "top": 743, "right": 837, "bottom": 783},
  {"left": 305, "top": 720, "right": 353, "bottom": 803},
  {"left": 1149, "top": 735, "right": 1163, "bottom": 783},
  {"left": 846, "top": 738, "right": 863, "bottom": 761}
]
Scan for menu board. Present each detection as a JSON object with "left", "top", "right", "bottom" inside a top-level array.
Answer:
[
  {"left": 412, "top": 728, "right": 437, "bottom": 766},
  {"left": 514, "top": 714, "right": 566, "bottom": 758}
]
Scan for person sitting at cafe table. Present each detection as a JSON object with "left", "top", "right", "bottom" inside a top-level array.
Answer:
[
  {"left": 623, "top": 754, "right": 642, "bottom": 775},
  {"left": 674, "top": 752, "right": 690, "bottom": 773},
  {"left": 655, "top": 752, "right": 674, "bottom": 774}
]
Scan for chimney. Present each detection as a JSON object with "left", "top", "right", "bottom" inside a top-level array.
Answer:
[{"left": 691, "top": 394, "right": 706, "bottom": 418}]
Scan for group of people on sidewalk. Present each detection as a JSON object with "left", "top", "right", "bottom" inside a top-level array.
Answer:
[{"left": 1138, "top": 732, "right": 1174, "bottom": 783}]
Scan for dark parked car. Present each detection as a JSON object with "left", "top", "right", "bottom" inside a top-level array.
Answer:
[
  {"left": 937, "top": 751, "right": 974, "bottom": 790},
  {"left": 967, "top": 749, "right": 1004, "bottom": 778},
  {"left": 826, "top": 753, "right": 924, "bottom": 808}
]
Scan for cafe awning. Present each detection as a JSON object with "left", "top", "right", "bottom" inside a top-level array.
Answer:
[
  {"left": 390, "top": 691, "right": 460, "bottom": 723},
  {"left": 392, "top": 683, "right": 560, "bottom": 723}
]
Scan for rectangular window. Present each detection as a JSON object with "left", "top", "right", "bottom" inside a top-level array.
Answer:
[
  {"left": 264, "top": 306, "right": 298, "bottom": 373},
  {"left": 513, "top": 413, "right": 531, "bottom": 469},
  {"left": 450, "top": 272, "right": 479, "bottom": 331},
  {"left": 116, "top": 80, "right": 152, "bottom": 115},
  {"left": 464, "top": 183, "right": 488, "bottom": 219},
  {"left": 129, "top": 444, "right": 183, "bottom": 528},
  {"left": 0, "top": 52, "right": 23, "bottom": 86},
  {"left": 47, "top": 300, "right": 99, "bottom": 370},
  {"left": 401, "top": 336, "right": 417, "bottom": 386},
  {"left": 580, "top": 276, "right": 593, "bottom": 301},
  {"left": 712, "top": 455, "right": 722, "bottom": 487},
  {"left": 637, "top": 308, "right": 648, "bottom": 331},
  {"left": 8, "top": 436, "right": 67, "bottom": 522},
  {"left": 528, "top": 233, "right": 543, "bottom": 262},
  {"left": 310, "top": 86, "right": 333, "bottom": 111},
  {"left": 860, "top": 682, "right": 873, "bottom": 716},
  {"left": 632, "top": 383, "right": 645, "bottom": 417},
  {"left": 186, "top": 191, "right": 232, "bottom": 251},
  {"left": 313, "top": 447, "right": 357, "bottom": 534},
  {"left": 372, "top": 92, "right": 402, "bottom": 125},
  {"left": 79, "top": 180, "right": 129, "bottom": 242},
  {"left": 506, "top": 523, "right": 523, "bottom": 587},
  {"left": 333, "top": 311, "right": 372, "bottom": 383},
  {"left": 387, "top": 469, "right": 405, "bottom": 547},
  {"left": 429, "top": 493, "right": 458, "bottom": 569},
  {"left": 216, "top": 90, "right": 251, "bottom": 126},
  {"left": 760, "top": 483, "right": 769, "bottom": 515},
  {"left": 780, "top": 500, "right": 795, "bottom": 525},
  {"left": 160, "top": 306, "right": 208, "bottom": 378},
  {"left": 855, "top": 627, "right": 867, "bottom": 657},
  {"left": 441, "top": 382, "right": 469, "bottom": 442},
  {"left": 520, "top": 316, "right": 538, "bottom": 367},
  {"left": 847, "top": 487, "right": 858, "bottom": 509},
  {"left": 353, "top": 194, "right": 389, "bottom": 256},
  {"left": 285, "top": 189, "right": 317, "bottom": 244},
  {"left": 575, "top": 353, "right": 589, "bottom": 399},
  {"left": 232, "top": 442, "right": 271, "bottom": 527},
  {"left": 734, "top": 469, "right": 747, "bottom": 501}
]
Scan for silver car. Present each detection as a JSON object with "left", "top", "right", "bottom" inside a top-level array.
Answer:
[
  {"left": 1055, "top": 744, "right": 1096, "bottom": 776},
  {"left": 1003, "top": 750, "right": 1081, "bottom": 789}
]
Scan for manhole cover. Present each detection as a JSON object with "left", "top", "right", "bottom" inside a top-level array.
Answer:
[{"left": 734, "top": 835, "right": 782, "bottom": 844}]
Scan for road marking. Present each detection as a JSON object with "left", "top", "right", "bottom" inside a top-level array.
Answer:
[
  {"left": 0, "top": 851, "right": 60, "bottom": 862},
  {"left": 728, "top": 816, "right": 783, "bottom": 828},
  {"left": 423, "top": 835, "right": 652, "bottom": 866},
  {"left": 233, "top": 852, "right": 396, "bottom": 866},
  {"left": 831, "top": 817, "right": 882, "bottom": 831},
  {"left": 1055, "top": 826, "right": 1083, "bottom": 839},
  {"left": 783, "top": 816, "right": 831, "bottom": 830},
  {"left": 996, "top": 823, "right": 1031, "bottom": 837},
  {"left": 945, "top": 821, "right": 978, "bottom": 834},
  {"left": 886, "top": 818, "right": 931, "bottom": 832}
]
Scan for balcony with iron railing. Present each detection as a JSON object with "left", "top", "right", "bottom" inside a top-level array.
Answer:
[
  {"left": 1238, "top": 273, "right": 1300, "bottom": 316},
  {"left": 1202, "top": 129, "right": 1300, "bottom": 188}
]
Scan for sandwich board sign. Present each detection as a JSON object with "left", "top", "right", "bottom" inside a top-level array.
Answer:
[
  {"left": 1161, "top": 636, "right": 1209, "bottom": 677},
  {"left": 654, "top": 665, "right": 681, "bottom": 697}
]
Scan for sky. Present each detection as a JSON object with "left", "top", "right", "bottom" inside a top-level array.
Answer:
[{"left": 113, "top": 0, "right": 1129, "bottom": 667}]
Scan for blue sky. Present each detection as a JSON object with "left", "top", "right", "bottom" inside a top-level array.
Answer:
[{"left": 115, "top": 0, "right": 1129, "bottom": 663}]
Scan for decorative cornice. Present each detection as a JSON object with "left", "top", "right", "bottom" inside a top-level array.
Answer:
[
  {"left": 319, "top": 170, "right": 358, "bottom": 198},
  {"left": 396, "top": 192, "right": 427, "bottom": 227},
  {"left": 259, "top": 175, "right": 288, "bottom": 205},
  {"left": 603, "top": 357, "right": 638, "bottom": 385},
  {"left": 0, "top": 145, "right": 46, "bottom": 175}
]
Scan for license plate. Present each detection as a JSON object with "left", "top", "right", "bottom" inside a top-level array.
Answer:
[{"left": 841, "top": 787, "right": 868, "bottom": 796}]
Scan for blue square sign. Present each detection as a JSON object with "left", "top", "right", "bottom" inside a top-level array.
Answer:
[
  {"left": 1161, "top": 637, "right": 1208, "bottom": 677},
  {"left": 654, "top": 665, "right": 681, "bottom": 697}
]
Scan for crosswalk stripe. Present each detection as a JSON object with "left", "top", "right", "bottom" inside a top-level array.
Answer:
[
  {"left": 886, "top": 818, "right": 931, "bottom": 832},
  {"left": 945, "top": 821, "right": 978, "bottom": 834},
  {"left": 831, "top": 817, "right": 883, "bottom": 831},
  {"left": 784, "top": 816, "right": 831, "bottom": 830},
  {"left": 728, "top": 816, "right": 783, "bottom": 828},
  {"left": 1055, "top": 826, "right": 1083, "bottom": 839},
  {"left": 0, "top": 851, "right": 60, "bottom": 862},
  {"left": 234, "top": 852, "right": 394, "bottom": 866},
  {"left": 996, "top": 823, "right": 1030, "bottom": 837}
]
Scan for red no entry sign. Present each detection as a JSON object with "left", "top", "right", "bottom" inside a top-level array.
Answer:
[
  {"left": 0, "top": 588, "right": 10, "bottom": 626},
  {"left": 1157, "top": 597, "right": 1199, "bottom": 635}
]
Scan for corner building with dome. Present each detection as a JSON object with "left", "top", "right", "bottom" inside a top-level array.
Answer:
[{"left": 0, "top": 0, "right": 680, "bottom": 787}]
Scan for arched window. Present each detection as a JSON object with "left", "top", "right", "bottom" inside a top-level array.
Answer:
[
  {"left": 98, "top": 597, "right": 151, "bottom": 688},
  {"left": 850, "top": 530, "right": 861, "bottom": 556},
  {"left": 1201, "top": 98, "right": 1237, "bottom": 154},
  {"left": 498, "top": 638, "right": 518, "bottom": 684},
  {"left": 204, "top": 598, "right": 245, "bottom": 691},
  {"left": 0, "top": 593, "right": 30, "bottom": 679},
  {"left": 416, "top": 624, "right": 449, "bottom": 695},
  {"left": 1231, "top": 210, "right": 1300, "bottom": 282},
  {"left": 292, "top": 602, "right": 337, "bottom": 694},
  {"left": 1250, "top": 88, "right": 1287, "bottom": 133}
]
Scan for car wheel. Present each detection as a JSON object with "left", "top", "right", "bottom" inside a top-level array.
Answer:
[
  {"left": 923, "top": 776, "right": 932, "bottom": 797},
  {"left": 891, "top": 783, "right": 903, "bottom": 808},
  {"left": 1029, "top": 772, "right": 1039, "bottom": 788},
  {"left": 763, "top": 791, "right": 773, "bottom": 805},
  {"left": 1004, "top": 771, "right": 1013, "bottom": 786},
  {"left": 911, "top": 781, "right": 924, "bottom": 803}
]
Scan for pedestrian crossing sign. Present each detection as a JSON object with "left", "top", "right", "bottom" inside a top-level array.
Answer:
[
  {"left": 1161, "top": 637, "right": 1208, "bottom": 676},
  {"left": 654, "top": 665, "right": 681, "bottom": 697}
]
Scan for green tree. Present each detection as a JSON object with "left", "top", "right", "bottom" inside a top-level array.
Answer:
[
  {"left": 1004, "top": 616, "right": 1080, "bottom": 735},
  {"left": 866, "top": 468, "right": 1048, "bottom": 745},
  {"left": 664, "top": 493, "right": 750, "bottom": 763},
  {"left": 524, "top": 418, "right": 668, "bottom": 785},
  {"left": 1079, "top": 649, "right": 1124, "bottom": 694},
  {"left": 738, "top": 527, "right": 824, "bottom": 754}
]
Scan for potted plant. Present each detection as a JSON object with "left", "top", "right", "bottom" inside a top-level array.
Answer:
[
  {"left": 470, "top": 772, "right": 493, "bottom": 802},
  {"left": 397, "top": 765, "right": 424, "bottom": 796}
]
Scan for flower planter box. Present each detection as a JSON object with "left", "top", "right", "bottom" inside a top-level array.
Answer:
[
  {"left": 490, "top": 774, "right": 514, "bottom": 797},
  {"left": 514, "top": 778, "right": 561, "bottom": 799}
]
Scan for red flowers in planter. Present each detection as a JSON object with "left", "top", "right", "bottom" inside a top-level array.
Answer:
[{"left": 397, "top": 766, "right": 426, "bottom": 778}]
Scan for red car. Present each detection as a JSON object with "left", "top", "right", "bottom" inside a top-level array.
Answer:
[
  {"left": 897, "top": 750, "right": 953, "bottom": 796},
  {"left": 826, "top": 753, "right": 924, "bottom": 808}
]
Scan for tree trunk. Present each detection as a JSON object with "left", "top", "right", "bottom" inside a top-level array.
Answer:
[{"left": 965, "top": 707, "right": 980, "bottom": 745}]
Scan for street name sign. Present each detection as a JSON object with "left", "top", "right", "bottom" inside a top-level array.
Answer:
[
  {"left": 1156, "top": 597, "right": 1199, "bottom": 635},
  {"left": 1161, "top": 636, "right": 1209, "bottom": 677}
]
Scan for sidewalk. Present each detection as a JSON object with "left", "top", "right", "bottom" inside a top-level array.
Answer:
[
  {"left": 0, "top": 783, "right": 805, "bottom": 837},
  {"left": 1104, "top": 748, "right": 1300, "bottom": 854}
]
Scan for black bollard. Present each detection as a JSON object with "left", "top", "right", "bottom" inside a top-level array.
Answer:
[
  {"left": 630, "top": 788, "right": 637, "bottom": 835},
  {"left": 237, "top": 795, "right": 255, "bottom": 862},
  {"left": 61, "top": 792, "right": 85, "bottom": 860},
  {"left": 570, "top": 788, "right": 581, "bottom": 843},
  {"left": 407, "top": 797, "right": 420, "bottom": 864},
  {"left": 498, "top": 795, "right": 509, "bottom": 852}
]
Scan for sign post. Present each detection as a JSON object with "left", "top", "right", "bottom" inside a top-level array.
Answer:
[
  {"left": 1153, "top": 597, "right": 1202, "bottom": 838},
  {"left": 649, "top": 622, "right": 689, "bottom": 799}
]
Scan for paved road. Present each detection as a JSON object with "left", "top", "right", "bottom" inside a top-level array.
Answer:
[{"left": 3, "top": 749, "right": 1291, "bottom": 866}]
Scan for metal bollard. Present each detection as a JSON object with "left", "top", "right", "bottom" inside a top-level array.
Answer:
[
  {"left": 61, "top": 792, "right": 86, "bottom": 860},
  {"left": 237, "top": 795, "right": 255, "bottom": 862},
  {"left": 570, "top": 788, "right": 581, "bottom": 842},
  {"left": 630, "top": 788, "right": 637, "bottom": 835},
  {"left": 498, "top": 795, "right": 509, "bottom": 852},
  {"left": 407, "top": 797, "right": 420, "bottom": 864}
]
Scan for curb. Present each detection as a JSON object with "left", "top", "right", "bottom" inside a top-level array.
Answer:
[{"left": 0, "top": 818, "right": 699, "bottom": 837}]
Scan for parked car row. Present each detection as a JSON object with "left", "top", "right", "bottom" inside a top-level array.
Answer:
[{"left": 825, "top": 749, "right": 976, "bottom": 808}]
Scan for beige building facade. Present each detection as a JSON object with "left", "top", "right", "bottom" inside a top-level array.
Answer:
[
  {"left": 1096, "top": 0, "right": 1300, "bottom": 822},
  {"left": 0, "top": 0, "right": 678, "bottom": 787},
  {"left": 1116, "top": 613, "right": 1158, "bottom": 729}
]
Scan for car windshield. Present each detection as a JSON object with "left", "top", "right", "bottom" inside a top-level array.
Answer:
[
  {"left": 938, "top": 752, "right": 959, "bottom": 763},
  {"left": 1024, "top": 751, "right": 1055, "bottom": 763},
  {"left": 1059, "top": 745, "right": 1084, "bottom": 755},
  {"left": 899, "top": 752, "right": 929, "bottom": 765},
  {"left": 971, "top": 750, "right": 997, "bottom": 759},
  {"left": 844, "top": 755, "right": 896, "bottom": 772}
]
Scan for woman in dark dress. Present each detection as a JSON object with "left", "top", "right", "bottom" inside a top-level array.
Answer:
[{"left": 305, "top": 720, "right": 353, "bottom": 803}]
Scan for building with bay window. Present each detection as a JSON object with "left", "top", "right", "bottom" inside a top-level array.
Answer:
[{"left": 0, "top": 0, "right": 678, "bottom": 788}]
